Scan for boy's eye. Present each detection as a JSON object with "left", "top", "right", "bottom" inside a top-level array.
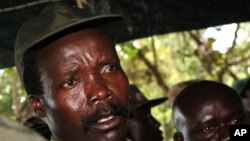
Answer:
[
  {"left": 202, "top": 125, "right": 216, "bottom": 133},
  {"left": 229, "top": 117, "right": 243, "bottom": 125}
]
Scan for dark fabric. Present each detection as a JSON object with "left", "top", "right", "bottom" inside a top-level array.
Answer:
[
  {"left": 0, "top": 0, "right": 73, "bottom": 69},
  {"left": 1, "top": 0, "right": 250, "bottom": 69}
]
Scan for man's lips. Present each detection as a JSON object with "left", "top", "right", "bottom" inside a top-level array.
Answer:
[
  {"left": 91, "top": 114, "right": 123, "bottom": 131},
  {"left": 82, "top": 103, "right": 128, "bottom": 132},
  {"left": 97, "top": 115, "right": 114, "bottom": 123}
]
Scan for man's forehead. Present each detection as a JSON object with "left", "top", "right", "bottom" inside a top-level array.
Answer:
[
  {"left": 178, "top": 94, "right": 242, "bottom": 112},
  {"left": 175, "top": 97, "right": 245, "bottom": 125},
  {"left": 174, "top": 83, "right": 244, "bottom": 120},
  {"left": 174, "top": 81, "right": 242, "bottom": 108},
  {"left": 174, "top": 101, "right": 212, "bottom": 125},
  {"left": 36, "top": 28, "right": 118, "bottom": 73}
]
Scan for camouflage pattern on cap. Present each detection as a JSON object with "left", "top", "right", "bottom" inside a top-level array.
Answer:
[{"left": 14, "top": 3, "right": 124, "bottom": 84}]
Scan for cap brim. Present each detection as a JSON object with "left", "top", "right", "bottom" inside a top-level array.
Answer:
[
  {"left": 137, "top": 97, "right": 167, "bottom": 108},
  {"left": 31, "top": 14, "right": 125, "bottom": 50}
]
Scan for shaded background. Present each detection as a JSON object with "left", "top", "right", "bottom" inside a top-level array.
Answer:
[{"left": 1, "top": 0, "right": 250, "bottom": 68}]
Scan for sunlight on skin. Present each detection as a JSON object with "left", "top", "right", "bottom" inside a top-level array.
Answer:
[{"left": 204, "top": 23, "right": 248, "bottom": 54}]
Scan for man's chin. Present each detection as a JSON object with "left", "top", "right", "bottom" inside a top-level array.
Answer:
[{"left": 87, "top": 116, "right": 127, "bottom": 141}]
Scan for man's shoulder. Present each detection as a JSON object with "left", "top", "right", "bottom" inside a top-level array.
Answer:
[{"left": 0, "top": 116, "right": 47, "bottom": 141}]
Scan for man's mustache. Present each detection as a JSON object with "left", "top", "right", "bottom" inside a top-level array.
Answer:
[{"left": 82, "top": 103, "right": 128, "bottom": 132}]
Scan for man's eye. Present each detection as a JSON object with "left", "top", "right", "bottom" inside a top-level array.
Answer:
[
  {"left": 102, "top": 64, "right": 118, "bottom": 74},
  {"left": 62, "top": 79, "right": 79, "bottom": 89},
  {"left": 202, "top": 125, "right": 216, "bottom": 133}
]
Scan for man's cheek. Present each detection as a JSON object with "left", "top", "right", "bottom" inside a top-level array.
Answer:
[{"left": 63, "top": 90, "right": 87, "bottom": 112}]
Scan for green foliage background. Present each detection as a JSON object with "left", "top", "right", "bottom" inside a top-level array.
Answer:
[{"left": 0, "top": 23, "right": 250, "bottom": 141}]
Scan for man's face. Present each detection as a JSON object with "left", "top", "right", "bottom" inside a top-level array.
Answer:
[
  {"left": 129, "top": 107, "right": 163, "bottom": 141},
  {"left": 34, "top": 28, "right": 129, "bottom": 141},
  {"left": 175, "top": 95, "right": 246, "bottom": 141}
]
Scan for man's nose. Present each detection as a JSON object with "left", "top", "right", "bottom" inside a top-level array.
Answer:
[
  {"left": 218, "top": 124, "right": 230, "bottom": 141},
  {"left": 86, "top": 76, "right": 113, "bottom": 105}
]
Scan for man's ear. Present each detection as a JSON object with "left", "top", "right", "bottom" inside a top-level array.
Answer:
[
  {"left": 29, "top": 95, "right": 46, "bottom": 117},
  {"left": 173, "top": 132, "right": 184, "bottom": 141}
]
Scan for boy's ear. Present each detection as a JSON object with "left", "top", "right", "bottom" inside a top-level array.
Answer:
[
  {"left": 29, "top": 95, "right": 46, "bottom": 117},
  {"left": 173, "top": 132, "right": 184, "bottom": 141}
]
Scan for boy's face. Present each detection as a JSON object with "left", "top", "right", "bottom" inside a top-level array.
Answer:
[{"left": 174, "top": 86, "right": 246, "bottom": 141}]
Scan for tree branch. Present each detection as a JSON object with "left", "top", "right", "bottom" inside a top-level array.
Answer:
[
  {"left": 11, "top": 70, "right": 18, "bottom": 117},
  {"left": 137, "top": 50, "right": 169, "bottom": 94},
  {"left": 226, "top": 24, "right": 240, "bottom": 56},
  {"left": 188, "top": 31, "right": 203, "bottom": 46},
  {"left": 151, "top": 37, "right": 158, "bottom": 68},
  {"left": 228, "top": 54, "right": 250, "bottom": 66}
]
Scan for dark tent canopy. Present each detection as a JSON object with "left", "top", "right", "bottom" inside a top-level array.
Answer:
[{"left": 1, "top": 0, "right": 250, "bottom": 68}]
